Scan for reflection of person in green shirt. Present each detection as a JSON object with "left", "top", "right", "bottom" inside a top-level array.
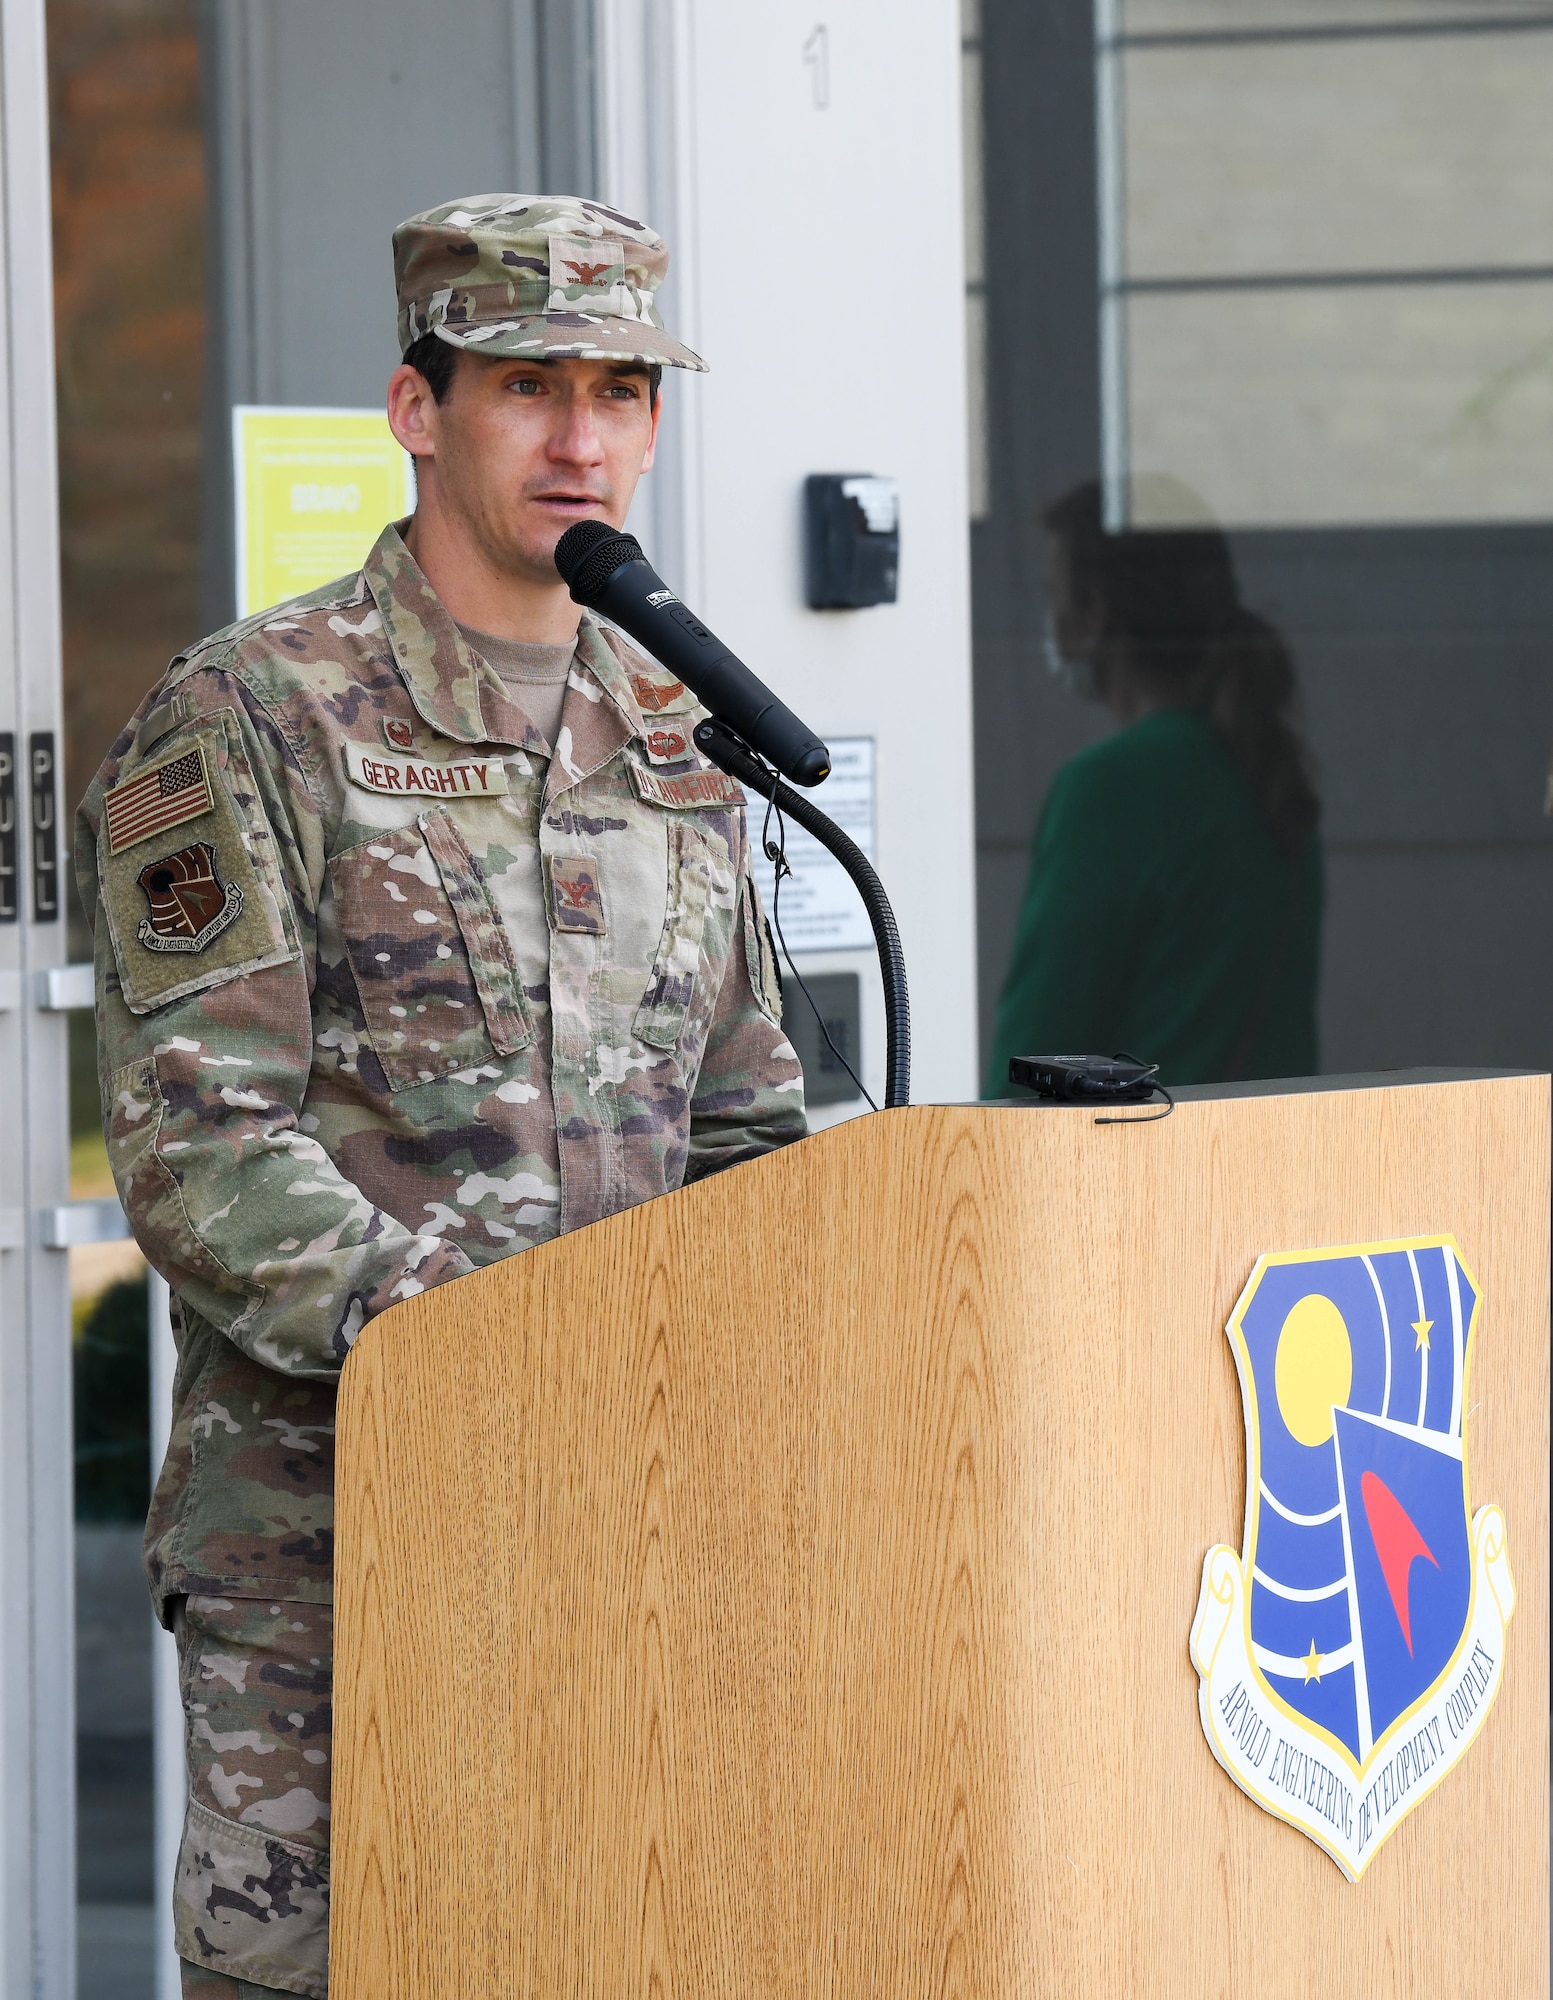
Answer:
[{"left": 984, "top": 481, "right": 1323, "bottom": 1095}]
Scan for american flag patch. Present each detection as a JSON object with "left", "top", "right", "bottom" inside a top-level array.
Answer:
[{"left": 104, "top": 747, "right": 214, "bottom": 855}]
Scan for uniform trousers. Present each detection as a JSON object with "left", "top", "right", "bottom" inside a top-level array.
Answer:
[{"left": 171, "top": 1595, "right": 333, "bottom": 1998}]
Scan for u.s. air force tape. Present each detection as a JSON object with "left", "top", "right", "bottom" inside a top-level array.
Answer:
[
  {"left": 628, "top": 762, "right": 745, "bottom": 810},
  {"left": 344, "top": 739, "right": 510, "bottom": 798}
]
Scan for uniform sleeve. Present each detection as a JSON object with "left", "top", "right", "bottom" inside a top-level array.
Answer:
[
  {"left": 76, "top": 665, "right": 474, "bottom": 1382},
  {"left": 686, "top": 858, "right": 807, "bottom": 1181},
  {"left": 981, "top": 755, "right": 1143, "bottom": 1097}
]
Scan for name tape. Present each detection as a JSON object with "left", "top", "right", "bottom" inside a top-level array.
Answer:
[
  {"left": 344, "top": 739, "right": 510, "bottom": 799},
  {"left": 629, "top": 762, "right": 745, "bottom": 811}
]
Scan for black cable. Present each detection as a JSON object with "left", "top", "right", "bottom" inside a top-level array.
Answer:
[
  {"left": 1093, "top": 1083, "right": 1174, "bottom": 1125},
  {"left": 695, "top": 718, "right": 911, "bottom": 1109},
  {"left": 761, "top": 790, "right": 878, "bottom": 1112},
  {"left": 1093, "top": 1058, "right": 1174, "bottom": 1124}
]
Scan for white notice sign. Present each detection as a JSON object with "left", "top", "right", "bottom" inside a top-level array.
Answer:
[{"left": 753, "top": 737, "right": 875, "bottom": 954}]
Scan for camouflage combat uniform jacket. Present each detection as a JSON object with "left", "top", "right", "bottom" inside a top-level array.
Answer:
[{"left": 75, "top": 522, "right": 806, "bottom": 1626}]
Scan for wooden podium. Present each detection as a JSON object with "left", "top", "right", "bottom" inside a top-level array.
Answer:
[{"left": 331, "top": 1071, "right": 1549, "bottom": 1997}]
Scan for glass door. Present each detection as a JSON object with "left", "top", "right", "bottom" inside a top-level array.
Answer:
[{"left": 971, "top": 0, "right": 1553, "bottom": 1085}]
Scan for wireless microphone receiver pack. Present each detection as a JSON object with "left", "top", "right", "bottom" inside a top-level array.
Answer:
[{"left": 553, "top": 520, "right": 831, "bottom": 787}]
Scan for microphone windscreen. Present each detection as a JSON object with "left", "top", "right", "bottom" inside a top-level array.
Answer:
[{"left": 554, "top": 520, "right": 644, "bottom": 603}]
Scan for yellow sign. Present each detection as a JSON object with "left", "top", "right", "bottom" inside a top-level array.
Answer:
[{"left": 233, "top": 406, "right": 416, "bottom": 617}]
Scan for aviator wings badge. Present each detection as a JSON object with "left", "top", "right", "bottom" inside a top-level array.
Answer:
[{"left": 1190, "top": 1236, "right": 1515, "bottom": 1879}]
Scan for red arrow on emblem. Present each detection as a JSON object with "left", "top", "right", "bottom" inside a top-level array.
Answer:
[{"left": 1360, "top": 1469, "right": 1439, "bottom": 1656}]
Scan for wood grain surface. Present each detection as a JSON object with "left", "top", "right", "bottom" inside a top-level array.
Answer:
[{"left": 331, "top": 1076, "right": 1549, "bottom": 1997}]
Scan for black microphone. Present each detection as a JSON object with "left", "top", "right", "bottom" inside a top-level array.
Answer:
[{"left": 554, "top": 520, "right": 831, "bottom": 786}]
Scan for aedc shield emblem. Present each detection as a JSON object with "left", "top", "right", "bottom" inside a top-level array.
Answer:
[{"left": 1190, "top": 1236, "right": 1515, "bottom": 1878}]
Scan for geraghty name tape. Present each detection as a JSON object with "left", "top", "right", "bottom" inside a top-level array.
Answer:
[{"left": 344, "top": 739, "right": 510, "bottom": 799}]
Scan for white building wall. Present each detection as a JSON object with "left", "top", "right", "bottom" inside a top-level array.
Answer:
[{"left": 600, "top": 0, "right": 979, "bottom": 1110}]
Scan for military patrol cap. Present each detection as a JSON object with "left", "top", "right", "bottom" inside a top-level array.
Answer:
[{"left": 394, "top": 193, "right": 707, "bottom": 373}]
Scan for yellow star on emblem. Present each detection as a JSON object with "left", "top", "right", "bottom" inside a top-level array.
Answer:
[
  {"left": 1413, "top": 1318, "right": 1433, "bottom": 1350},
  {"left": 1301, "top": 1641, "right": 1322, "bottom": 1684}
]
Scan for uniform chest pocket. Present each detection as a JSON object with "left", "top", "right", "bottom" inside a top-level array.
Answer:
[
  {"left": 634, "top": 818, "right": 732, "bottom": 1052},
  {"left": 330, "top": 809, "right": 531, "bottom": 1091}
]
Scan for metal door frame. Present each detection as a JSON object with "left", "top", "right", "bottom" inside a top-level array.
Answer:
[{"left": 0, "top": 1, "right": 75, "bottom": 1994}]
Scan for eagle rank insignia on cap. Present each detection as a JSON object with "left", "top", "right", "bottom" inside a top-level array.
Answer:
[{"left": 1190, "top": 1236, "right": 1514, "bottom": 1879}]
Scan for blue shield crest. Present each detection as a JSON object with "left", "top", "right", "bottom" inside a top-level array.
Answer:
[{"left": 1191, "top": 1235, "right": 1515, "bottom": 1877}]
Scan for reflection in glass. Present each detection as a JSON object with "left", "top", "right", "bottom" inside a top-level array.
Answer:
[{"left": 984, "top": 479, "right": 1322, "bottom": 1092}]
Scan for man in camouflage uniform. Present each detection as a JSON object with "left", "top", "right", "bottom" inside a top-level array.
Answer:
[{"left": 76, "top": 195, "right": 805, "bottom": 1999}]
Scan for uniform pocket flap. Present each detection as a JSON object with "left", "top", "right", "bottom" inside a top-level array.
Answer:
[
  {"left": 329, "top": 816, "right": 531, "bottom": 1091},
  {"left": 418, "top": 809, "right": 532, "bottom": 1056},
  {"left": 175, "top": 1797, "right": 329, "bottom": 1998},
  {"left": 634, "top": 820, "right": 716, "bottom": 1051}
]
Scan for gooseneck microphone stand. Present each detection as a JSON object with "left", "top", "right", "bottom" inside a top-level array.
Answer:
[
  {"left": 694, "top": 718, "right": 911, "bottom": 1111},
  {"left": 551, "top": 518, "right": 911, "bottom": 1109}
]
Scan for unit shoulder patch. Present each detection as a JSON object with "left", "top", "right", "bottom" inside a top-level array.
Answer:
[
  {"left": 629, "top": 762, "right": 745, "bottom": 811},
  {"left": 136, "top": 842, "right": 244, "bottom": 952},
  {"left": 344, "top": 739, "right": 510, "bottom": 799}
]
